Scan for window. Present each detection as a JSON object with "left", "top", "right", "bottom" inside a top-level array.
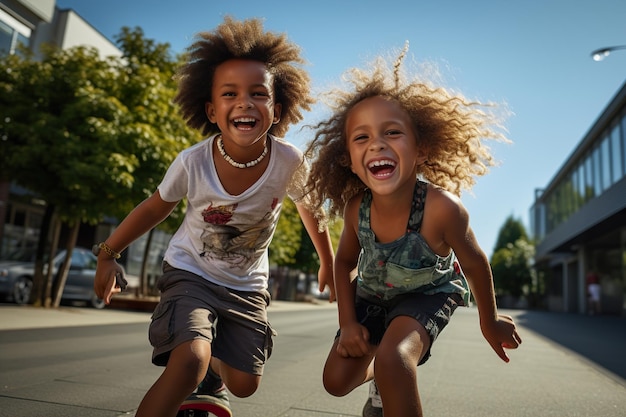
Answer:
[
  {"left": 567, "top": 170, "right": 577, "bottom": 215},
  {"left": 0, "top": 20, "right": 13, "bottom": 55},
  {"left": 584, "top": 153, "right": 594, "bottom": 199},
  {"left": 577, "top": 162, "right": 585, "bottom": 205},
  {"left": 593, "top": 145, "right": 602, "bottom": 195},
  {"left": 610, "top": 123, "right": 623, "bottom": 183},
  {"left": 621, "top": 112, "right": 626, "bottom": 182},
  {"left": 0, "top": 9, "right": 31, "bottom": 56},
  {"left": 601, "top": 135, "right": 612, "bottom": 190}
]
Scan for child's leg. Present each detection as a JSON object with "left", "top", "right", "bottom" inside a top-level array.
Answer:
[
  {"left": 374, "top": 292, "right": 462, "bottom": 417},
  {"left": 322, "top": 337, "right": 376, "bottom": 397},
  {"left": 211, "top": 357, "right": 262, "bottom": 398},
  {"left": 136, "top": 338, "right": 212, "bottom": 417},
  {"left": 208, "top": 286, "right": 274, "bottom": 397},
  {"left": 374, "top": 315, "right": 431, "bottom": 417}
]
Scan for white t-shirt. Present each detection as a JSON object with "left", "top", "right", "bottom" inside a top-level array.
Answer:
[{"left": 158, "top": 134, "right": 309, "bottom": 291}]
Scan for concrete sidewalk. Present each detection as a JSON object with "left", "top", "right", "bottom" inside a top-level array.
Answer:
[
  {"left": 0, "top": 297, "right": 330, "bottom": 331},
  {"left": 1, "top": 301, "right": 625, "bottom": 416}
]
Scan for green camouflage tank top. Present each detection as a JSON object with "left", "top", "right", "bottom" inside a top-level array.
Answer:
[{"left": 356, "top": 181, "right": 470, "bottom": 304}]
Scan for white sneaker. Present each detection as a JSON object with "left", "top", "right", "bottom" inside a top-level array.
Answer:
[{"left": 362, "top": 380, "right": 383, "bottom": 417}]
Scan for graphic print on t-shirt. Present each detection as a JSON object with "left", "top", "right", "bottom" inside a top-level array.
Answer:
[{"left": 198, "top": 201, "right": 274, "bottom": 269}]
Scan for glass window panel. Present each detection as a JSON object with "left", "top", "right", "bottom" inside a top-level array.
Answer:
[
  {"left": 0, "top": 20, "right": 13, "bottom": 55},
  {"left": 601, "top": 136, "right": 611, "bottom": 190},
  {"left": 568, "top": 170, "right": 576, "bottom": 215},
  {"left": 621, "top": 112, "right": 626, "bottom": 182},
  {"left": 593, "top": 145, "right": 602, "bottom": 195},
  {"left": 546, "top": 192, "right": 555, "bottom": 232},
  {"left": 585, "top": 154, "right": 594, "bottom": 199},
  {"left": 15, "top": 32, "right": 28, "bottom": 56},
  {"left": 559, "top": 177, "right": 567, "bottom": 220},
  {"left": 577, "top": 163, "right": 586, "bottom": 204},
  {"left": 610, "top": 123, "right": 623, "bottom": 182}
]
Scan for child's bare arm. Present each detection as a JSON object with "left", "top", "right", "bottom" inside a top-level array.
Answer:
[
  {"left": 94, "top": 190, "right": 178, "bottom": 303},
  {"left": 439, "top": 193, "right": 522, "bottom": 362},
  {"left": 333, "top": 198, "right": 371, "bottom": 358},
  {"left": 296, "top": 203, "right": 336, "bottom": 302}
]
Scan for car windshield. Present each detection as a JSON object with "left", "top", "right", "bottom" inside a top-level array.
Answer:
[{"left": 2, "top": 248, "right": 53, "bottom": 263}]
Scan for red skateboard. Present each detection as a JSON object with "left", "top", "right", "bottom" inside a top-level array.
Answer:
[{"left": 178, "top": 395, "right": 232, "bottom": 417}]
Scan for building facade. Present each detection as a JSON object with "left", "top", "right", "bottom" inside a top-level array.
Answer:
[
  {"left": 530, "top": 81, "right": 626, "bottom": 315},
  {"left": 1, "top": 0, "right": 120, "bottom": 59}
]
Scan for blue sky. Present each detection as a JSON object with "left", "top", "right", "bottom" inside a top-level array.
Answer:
[{"left": 57, "top": 0, "right": 626, "bottom": 256}]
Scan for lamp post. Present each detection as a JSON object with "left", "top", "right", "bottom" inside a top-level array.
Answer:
[{"left": 590, "top": 45, "right": 626, "bottom": 61}]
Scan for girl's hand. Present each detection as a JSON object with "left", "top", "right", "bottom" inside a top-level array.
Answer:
[
  {"left": 317, "top": 262, "right": 336, "bottom": 302},
  {"left": 480, "top": 314, "right": 522, "bottom": 363},
  {"left": 336, "top": 322, "right": 371, "bottom": 358}
]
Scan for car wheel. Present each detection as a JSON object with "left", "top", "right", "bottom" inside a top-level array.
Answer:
[
  {"left": 90, "top": 293, "right": 106, "bottom": 309},
  {"left": 13, "top": 276, "right": 33, "bottom": 305}
]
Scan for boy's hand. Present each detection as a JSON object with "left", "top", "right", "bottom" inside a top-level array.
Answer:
[
  {"left": 480, "top": 314, "right": 522, "bottom": 363},
  {"left": 94, "top": 260, "right": 126, "bottom": 304},
  {"left": 337, "top": 322, "right": 371, "bottom": 358}
]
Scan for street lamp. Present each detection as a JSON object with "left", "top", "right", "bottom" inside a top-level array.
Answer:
[{"left": 590, "top": 45, "right": 626, "bottom": 61}]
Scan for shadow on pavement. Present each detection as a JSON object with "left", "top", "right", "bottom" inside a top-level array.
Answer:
[{"left": 515, "top": 309, "right": 626, "bottom": 383}]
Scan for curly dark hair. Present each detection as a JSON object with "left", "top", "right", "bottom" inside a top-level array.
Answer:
[
  {"left": 173, "top": 16, "right": 314, "bottom": 138},
  {"left": 304, "top": 44, "right": 510, "bottom": 219}
]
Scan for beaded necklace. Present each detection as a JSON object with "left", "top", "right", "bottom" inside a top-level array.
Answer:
[{"left": 216, "top": 135, "right": 268, "bottom": 169}]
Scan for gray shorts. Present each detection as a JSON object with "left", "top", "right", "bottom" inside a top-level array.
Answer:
[
  {"left": 149, "top": 263, "right": 275, "bottom": 375},
  {"left": 351, "top": 287, "right": 463, "bottom": 365}
]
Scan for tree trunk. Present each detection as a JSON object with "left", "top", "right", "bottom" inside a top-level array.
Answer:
[
  {"left": 140, "top": 228, "right": 154, "bottom": 297},
  {"left": 31, "top": 204, "right": 55, "bottom": 306},
  {"left": 51, "top": 222, "right": 80, "bottom": 308},
  {"left": 0, "top": 180, "right": 9, "bottom": 256},
  {"left": 43, "top": 217, "right": 61, "bottom": 308}
]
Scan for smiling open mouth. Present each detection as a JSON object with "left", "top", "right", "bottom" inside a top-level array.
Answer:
[
  {"left": 367, "top": 159, "right": 396, "bottom": 177},
  {"left": 233, "top": 117, "right": 257, "bottom": 129}
]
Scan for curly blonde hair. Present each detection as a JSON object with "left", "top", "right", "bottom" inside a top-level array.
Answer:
[
  {"left": 174, "top": 16, "right": 313, "bottom": 138},
  {"left": 305, "top": 45, "right": 510, "bottom": 218}
]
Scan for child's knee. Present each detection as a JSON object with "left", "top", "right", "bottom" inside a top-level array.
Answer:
[
  {"left": 226, "top": 374, "right": 261, "bottom": 398},
  {"left": 375, "top": 339, "right": 425, "bottom": 371},
  {"left": 323, "top": 374, "right": 352, "bottom": 397},
  {"left": 322, "top": 365, "right": 357, "bottom": 397},
  {"left": 171, "top": 340, "right": 212, "bottom": 384}
]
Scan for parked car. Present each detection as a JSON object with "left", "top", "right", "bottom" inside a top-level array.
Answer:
[{"left": 0, "top": 247, "right": 106, "bottom": 309}]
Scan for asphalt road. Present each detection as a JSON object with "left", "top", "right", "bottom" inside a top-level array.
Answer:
[{"left": 0, "top": 302, "right": 625, "bottom": 416}]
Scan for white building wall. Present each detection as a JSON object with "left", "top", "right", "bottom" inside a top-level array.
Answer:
[
  {"left": 55, "top": 9, "right": 120, "bottom": 58},
  {"left": 2, "top": 0, "right": 120, "bottom": 59},
  {"left": 15, "top": 0, "right": 54, "bottom": 21}
]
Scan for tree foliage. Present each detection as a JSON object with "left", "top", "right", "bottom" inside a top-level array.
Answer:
[
  {"left": 1, "top": 32, "right": 200, "bottom": 225},
  {"left": 269, "top": 198, "right": 343, "bottom": 273},
  {"left": 491, "top": 239, "right": 535, "bottom": 298},
  {"left": 269, "top": 198, "right": 303, "bottom": 266},
  {"left": 490, "top": 215, "right": 536, "bottom": 303},
  {"left": 493, "top": 214, "right": 528, "bottom": 254},
  {"left": 0, "top": 27, "right": 202, "bottom": 305},
  {"left": 294, "top": 215, "right": 342, "bottom": 273}
]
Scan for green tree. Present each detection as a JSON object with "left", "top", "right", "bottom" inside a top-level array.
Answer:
[
  {"left": 493, "top": 214, "right": 528, "bottom": 254},
  {"left": 491, "top": 239, "right": 535, "bottom": 298},
  {"left": 269, "top": 198, "right": 303, "bottom": 266},
  {"left": 110, "top": 27, "right": 200, "bottom": 296},
  {"left": 114, "top": 26, "right": 177, "bottom": 73},
  {"left": 0, "top": 28, "right": 201, "bottom": 306},
  {"left": 490, "top": 215, "right": 536, "bottom": 306},
  {"left": 294, "top": 215, "right": 342, "bottom": 273},
  {"left": 268, "top": 200, "right": 343, "bottom": 299}
]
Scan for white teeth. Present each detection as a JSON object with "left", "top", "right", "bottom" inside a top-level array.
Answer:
[
  {"left": 234, "top": 117, "right": 255, "bottom": 123},
  {"left": 367, "top": 159, "right": 396, "bottom": 168}
]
